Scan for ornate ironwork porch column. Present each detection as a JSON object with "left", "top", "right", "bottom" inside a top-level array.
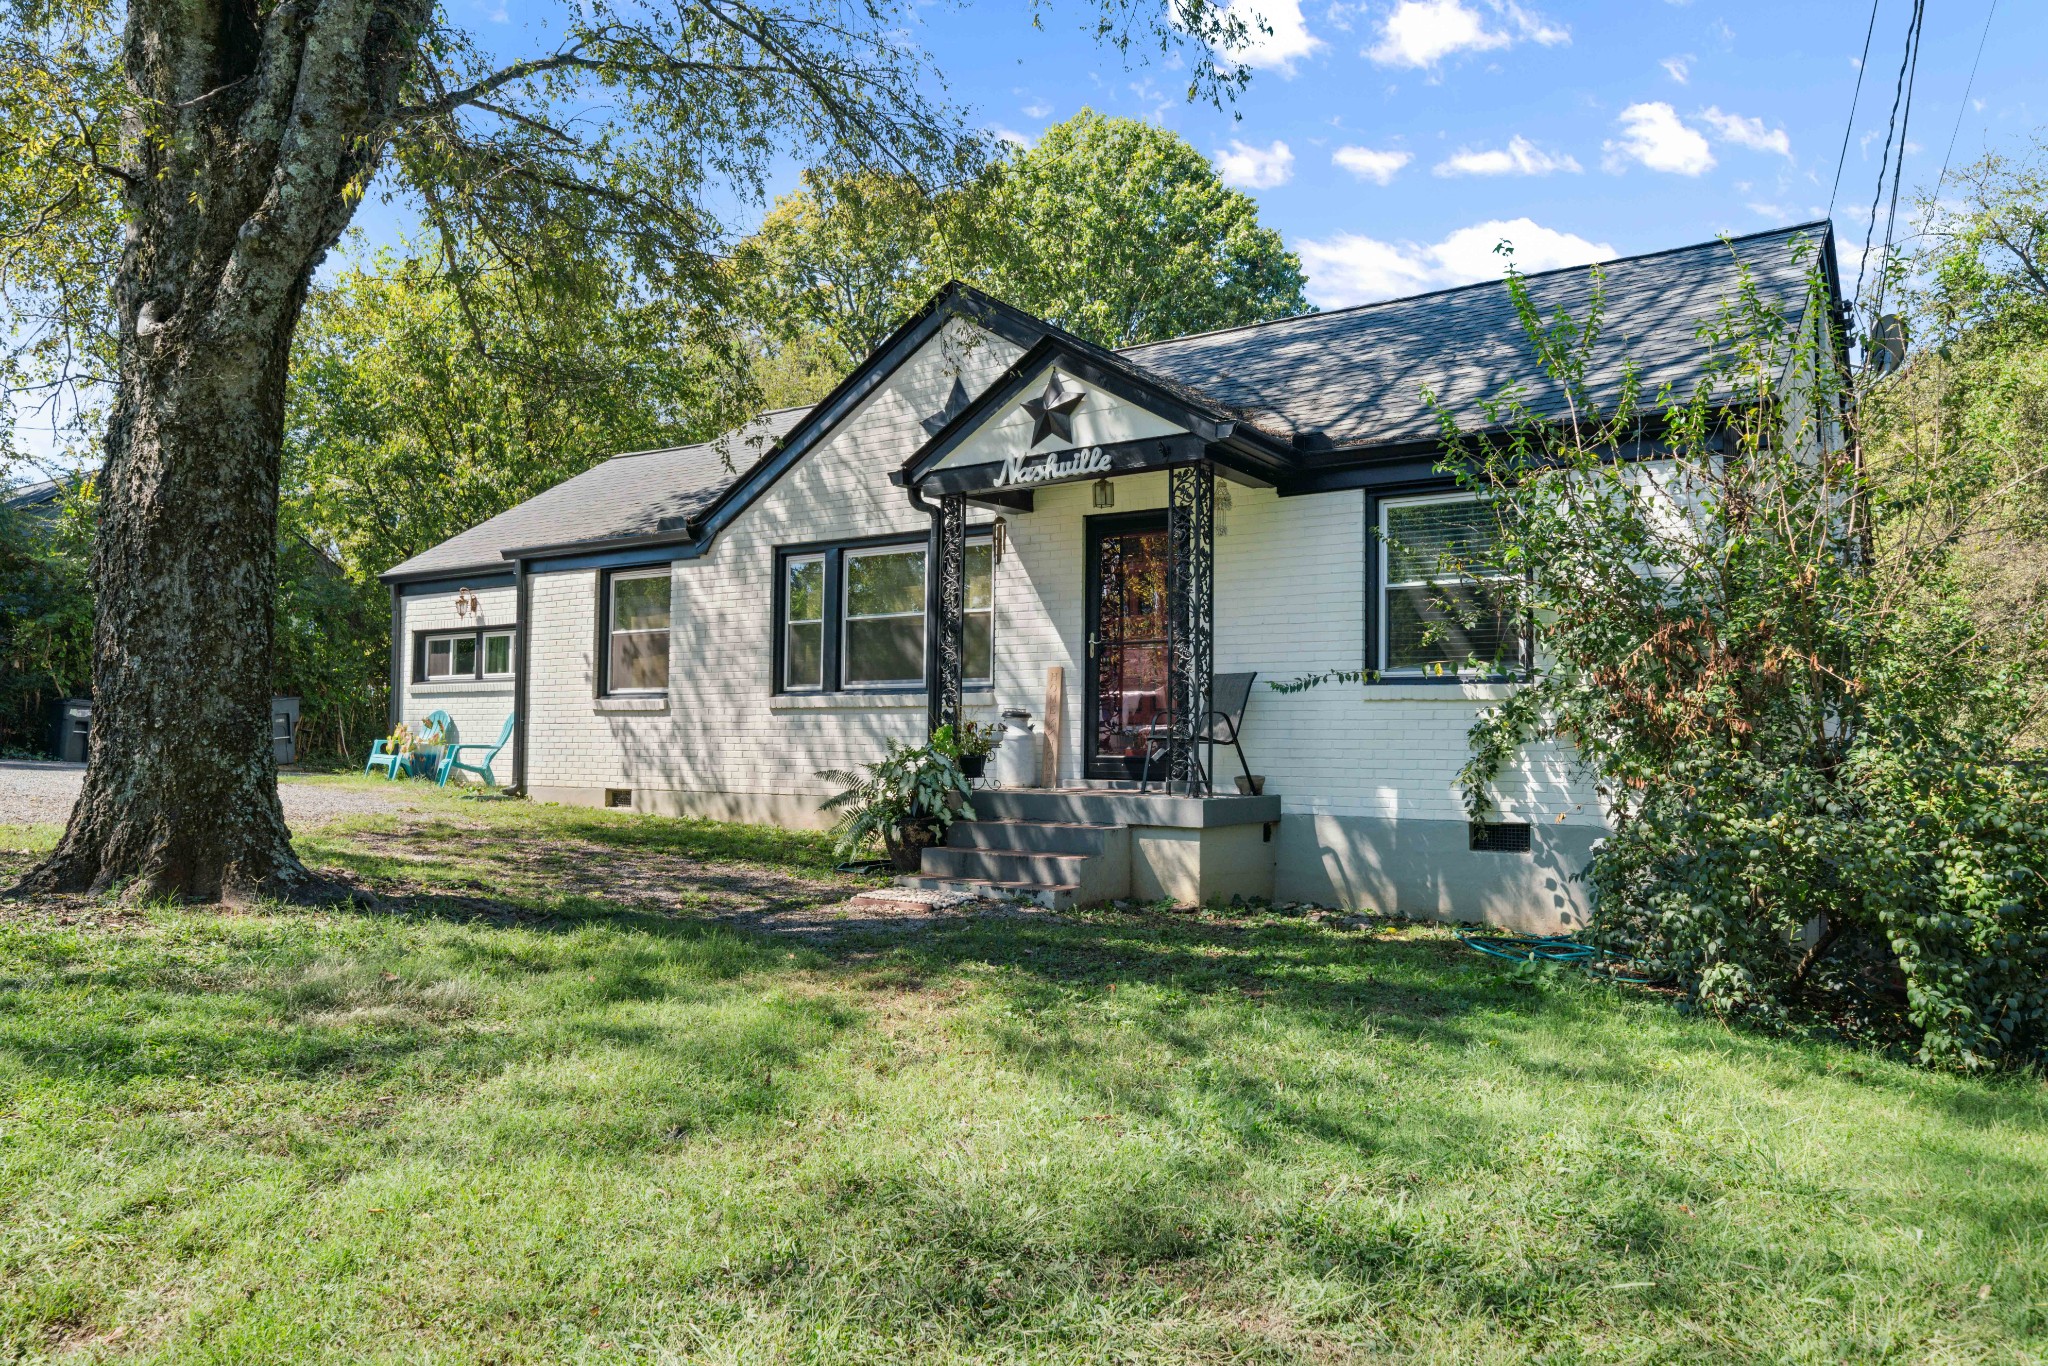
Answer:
[
  {"left": 1166, "top": 462, "right": 1215, "bottom": 795},
  {"left": 930, "top": 491, "right": 967, "bottom": 737}
]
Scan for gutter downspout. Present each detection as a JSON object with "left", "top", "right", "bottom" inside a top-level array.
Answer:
[
  {"left": 387, "top": 583, "right": 404, "bottom": 731},
  {"left": 512, "top": 558, "right": 531, "bottom": 795}
]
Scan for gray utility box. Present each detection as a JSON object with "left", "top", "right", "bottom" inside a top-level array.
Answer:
[
  {"left": 271, "top": 696, "right": 300, "bottom": 766},
  {"left": 45, "top": 696, "right": 301, "bottom": 766},
  {"left": 46, "top": 698, "right": 92, "bottom": 762}
]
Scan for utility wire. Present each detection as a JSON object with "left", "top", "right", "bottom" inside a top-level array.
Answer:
[
  {"left": 1828, "top": 0, "right": 1884, "bottom": 221},
  {"left": 1854, "top": 0, "right": 1926, "bottom": 319},
  {"left": 1873, "top": 0, "right": 1926, "bottom": 325},
  {"left": 1935, "top": 0, "right": 1999, "bottom": 194}
]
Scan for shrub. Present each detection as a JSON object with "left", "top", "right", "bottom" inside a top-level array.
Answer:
[{"left": 1448, "top": 243, "right": 2048, "bottom": 1069}]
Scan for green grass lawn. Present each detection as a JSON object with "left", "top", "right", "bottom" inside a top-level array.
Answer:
[{"left": 1, "top": 785, "right": 2043, "bottom": 1362}]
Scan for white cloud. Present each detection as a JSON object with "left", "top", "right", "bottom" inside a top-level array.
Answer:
[
  {"left": 1332, "top": 145, "right": 1413, "bottom": 184},
  {"left": 989, "top": 125, "right": 1034, "bottom": 149},
  {"left": 1295, "top": 217, "right": 1617, "bottom": 307},
  {"left": 1661, "top": 54, "right": 1691, "bottom": 83},
  {"left": 1365, "top": 0, "right": 1566, "bottom": 69},
  {"left": 1434, "top": 135, "right": 1580, "bottom": 177},
  {"left": 1215, "top": 138, "right": 1295, "bottom": 189},
  {"left": 1022, "top": 100, "right": 1052, "bottom": 119},
  {"left": 1602, "top": 102, "right": 1715, "bottom": 176},
  {"left": 1223, "top": 0, "right": 1324, "bottom": 75},
  {"left": 1699, "top": 106, "right": 1791, "bottom": 157}
]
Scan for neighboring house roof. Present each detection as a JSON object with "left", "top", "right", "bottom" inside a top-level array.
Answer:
[
  {"left": 1119, "top": 221, "right": 1835, "bottom": 451},
  {"left": 380, "top": 407, "right": 812, "bottom": 582},
  {"left": 4, "top": 468, "right": 93, "bottom": 515},
  {"left": 385, "top": 221, "right": 1839, "bottom": 580}
]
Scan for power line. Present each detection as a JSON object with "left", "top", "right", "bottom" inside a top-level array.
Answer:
[
  {"left": 1874, "top": 0, "right": 1926, "bottom": 324},
  {"left": 1828, "top": 0, "right": 1884, "bottom": 220},
  {"left": 1935, "top": 0, "right": 1999, "bottom": 194},
  {"left": 1853, "top": 0, "right": 1926, "bottom": 317}
]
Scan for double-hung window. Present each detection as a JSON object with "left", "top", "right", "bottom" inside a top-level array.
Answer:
[
  {"left": 777, "top": 534, "right": 993, "bottom": 693},
  {"left": 842, "top": 545, "right": 927, "bottom": 687},
  {"left": 1377, "top": 492, "right": 1525, "bottom": 676},
  {"left": 605, "top": 568, "right": 671, "bottom": 694},
  {"left": 418, "top": 628, "right": 516, "bottom": 682}
]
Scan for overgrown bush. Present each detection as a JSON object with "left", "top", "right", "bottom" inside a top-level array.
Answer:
[
  {"left": 0, "top": 488, "right": 93, "bottom": 753},
  {"left": 1450, "top": 244, "right": 2048, "bottom": 1069}
]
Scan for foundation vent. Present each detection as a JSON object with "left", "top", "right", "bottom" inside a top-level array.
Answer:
[
  {"left": 605, "top": 788, "right": 634, "bottom": 809},
  {"left": 1468, "top": 820, "right": 1532, "bottom": 854}
]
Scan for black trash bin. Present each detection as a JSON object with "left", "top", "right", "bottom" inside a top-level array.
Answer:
[{"left": 45, "top": 698, "right": 91, "bottom": 762}]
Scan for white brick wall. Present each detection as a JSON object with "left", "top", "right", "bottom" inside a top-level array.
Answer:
[
  {"left": 506, "top": 314, "right": 1604, "bottom": 850},
  {"left": 395, "top": 584, "right": 518, "bottom": 755},
  {"left": 524, "top": 318, "right": 1022, "bottom": 815}
]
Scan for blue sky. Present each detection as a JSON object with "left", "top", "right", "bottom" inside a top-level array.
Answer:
[
  {"left": 7, "top": 0, "right": 2044, "bottom": 465},
  {"left": 903, "top": 0, "right": 2041, "bottom": 309}
]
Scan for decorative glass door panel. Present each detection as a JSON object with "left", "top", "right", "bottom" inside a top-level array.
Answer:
[{"left": 1085, "top": 513, "right": 1170, "bottom": 780}]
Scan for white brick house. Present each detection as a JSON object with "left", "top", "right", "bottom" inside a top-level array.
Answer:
[{"left": 381, "top": 222, "right": 1843, "bottom": 928}]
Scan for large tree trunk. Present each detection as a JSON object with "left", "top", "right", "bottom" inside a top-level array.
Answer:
[{"left": 17, "top": 0, "right": 424, "bottom": 900}]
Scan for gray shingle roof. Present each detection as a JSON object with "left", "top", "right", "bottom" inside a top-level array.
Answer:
[
  {"left": 386, "top": 223, "right": 1834, "bottom": 578},
  {"left": 1120, "top": 222, "right": 1832, "bottom": 449},
  {"left": 381, "top": 406, "right": 810, "bottom": 580}
]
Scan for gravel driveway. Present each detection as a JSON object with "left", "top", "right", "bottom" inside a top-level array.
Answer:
[{"left": 0, "top": 761, "right": 437, "bottom": 830}]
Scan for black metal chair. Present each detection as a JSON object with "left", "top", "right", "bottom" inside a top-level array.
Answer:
[{"left": 1139, "top": 671, "right": 1257, "bottom": 796}]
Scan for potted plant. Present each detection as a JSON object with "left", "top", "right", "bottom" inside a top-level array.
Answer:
[
  {"left": 933, "top": 720, "right": 1000, "bottom": 781},
  {"left": 819, "top": 740, "right": 975, "bottom": 872}
]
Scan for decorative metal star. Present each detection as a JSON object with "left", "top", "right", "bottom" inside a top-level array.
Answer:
[
  {"left": 1020, "top": 371, "right": 1084, "bottom": 448},
  {"left": 920, "top": 376, "right": 971, "bottom": 438}
]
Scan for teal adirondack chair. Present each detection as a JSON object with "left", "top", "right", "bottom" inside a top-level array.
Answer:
[
  {"left": 438, "top": 714, "right": 513, "bottom": 788},
  {"left": 364, "top": 711, "right": 454, "bottom": 780}
]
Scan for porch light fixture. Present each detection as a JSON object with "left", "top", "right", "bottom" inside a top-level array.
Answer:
[{"left": 1092, "top": 477, "right": 1114, "bottom": 508}]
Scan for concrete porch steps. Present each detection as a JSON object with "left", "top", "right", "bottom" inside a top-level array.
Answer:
[
  {"left": 901, "top": 788, "right": 1282, "bottom": 910},
  {"left": 904, "top": 809, "right": 1132, "bottom": 909}
]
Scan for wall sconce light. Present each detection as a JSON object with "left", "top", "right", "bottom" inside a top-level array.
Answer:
[
  {"left": 1092, "top": 477, "right": 1114, "bottom": 508},
  {"left": 453, "top": 586, "right": 480, "bottom": 619}
]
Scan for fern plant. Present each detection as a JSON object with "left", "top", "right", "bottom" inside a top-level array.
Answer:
[{"left": 818, "top": 740, "right": 974, "bottom": 867}]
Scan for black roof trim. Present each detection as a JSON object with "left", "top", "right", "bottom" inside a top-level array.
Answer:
[
  {"left": 901, "top": 335, "right": 1294, "bottom": 488},
  {"left": 498, "top": 283, "right": 1051, "bottom": 566}
]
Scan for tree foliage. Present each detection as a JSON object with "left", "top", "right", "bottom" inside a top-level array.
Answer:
[
  {"left": 1446, "top": 242, "right": 2048, "bottom": 1070},
  {"left": 734, "top": 109, "right": 1309, "bottom": 376}
]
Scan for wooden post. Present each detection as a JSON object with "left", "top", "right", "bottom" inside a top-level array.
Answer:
[{"left": 1043, "top": 666, "right": 1065, "bottom": 789}]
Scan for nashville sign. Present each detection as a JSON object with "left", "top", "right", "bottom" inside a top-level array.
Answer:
[{"left": 993, "top": 445, "right": 1113, "bottom": 489}]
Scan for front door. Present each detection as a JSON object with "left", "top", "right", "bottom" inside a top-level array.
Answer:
[{"left": 1084, "top": 511, "right": 1170, "bottom": 781}]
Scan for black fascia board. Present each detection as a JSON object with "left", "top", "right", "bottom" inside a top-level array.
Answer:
[
  {"left": 497, "top": 282, "right": 1053, "bottom": 568},
  {"left": 388, "top": 568, "right": 519, "bottom": 593},
  {"left": 900, "top": 335, "right": 1294, "bottom": 488},
  {"left": 1274, "top": 405, "right": 1762, "bottom": 497}
]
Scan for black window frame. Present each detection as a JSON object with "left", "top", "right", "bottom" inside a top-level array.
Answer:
[
  {"left": 772, "top": 531, "right": 994, "bottom": 696},
  {"left": 412, "top": 626, "right": 519, "bottom": 685},
  {"left": 1365, "top": 486, "right": 1532, "bottom": 683},
  {"left": 599, "top": 565, "right": 673, "bottom": 697}
]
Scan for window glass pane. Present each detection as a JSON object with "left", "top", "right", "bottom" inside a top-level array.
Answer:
[
  {"left": 426, "top": 638, "right": 452, "bottom": 678},
  {"left": 1384, "top": 498, "right": 1507, "bottom": 583},
  {"left": 483, "top": 633, "right": 512, "bottom": 676},
  {"left": 612, "top": 573, "right": 671, "bottom": 631},
  {"left": 452, "top": 635, "right": 477, "bottom": 676},
  {"left": 786, "top": 622, "right": 824, "bottom": 689},
  {"left": 966, "top": 542, "right": 993, "bottom": 611},
  {"left": 1385, "top": 584, "right": 1520, "bottom": 671},
  {"left": 965, "top": 611, "right": 992, "bottom": 683},
  {"left": 786, "top": 557, "right": 824, "bottom": 623},
  {"left": 845, "top": 616, "right": 925, "bottom": 685},
  {"left": 609, "top": 630, "right": 670, "bottom": 691},
  {"left": 845, "top": 549, "right": 924, "bottom": 617}
]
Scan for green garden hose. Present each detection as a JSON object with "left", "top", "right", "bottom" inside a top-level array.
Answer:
[{"left": 1456, "top": 931, "right": 1660, "bottom": 985}]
